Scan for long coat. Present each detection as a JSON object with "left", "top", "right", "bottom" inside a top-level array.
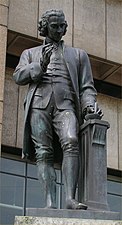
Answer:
[{"left": 13, "top": 43, "right": 97, "bottom": 161}]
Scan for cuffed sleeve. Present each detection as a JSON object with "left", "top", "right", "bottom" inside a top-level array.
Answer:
[{"left": 79, "top": 50, "right": 97, "bottom": 113}]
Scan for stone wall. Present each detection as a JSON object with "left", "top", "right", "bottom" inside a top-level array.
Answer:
[
  {"left": 97, "top": 94, "right": 122, "bottom": 170},
  {"left": 0, "top": 0, "right": 9, "bottom": 155},
  {"left": 8, "top": 0, "right": 122, "bottom": 63}
]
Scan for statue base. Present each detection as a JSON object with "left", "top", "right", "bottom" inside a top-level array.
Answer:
[
  {"left": 25, "top": 208, "right": 120, "bottom": 220},
  {"left": 14, "top": 208, "right": 121, "bottom": 225}
]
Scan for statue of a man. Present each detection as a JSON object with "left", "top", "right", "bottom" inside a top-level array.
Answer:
[{"left": 13, "top": 9, "right": 102, "bottom": 209}]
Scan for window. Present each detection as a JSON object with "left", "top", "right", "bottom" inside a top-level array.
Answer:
[
  {"left": 0, "top": 174, "right": 24, "bottom": 224},
  {"left": 0, "top": 158, "right": 25, "bottom": 224},
  {"left": 0, "top": 157, "right": 121, "bottom": 224},
  {"left": 0, "top": 157, "right": 64, "bottom": 225},
  {"left": 107, "top": 175, "right": 122, "bottom": 219}
]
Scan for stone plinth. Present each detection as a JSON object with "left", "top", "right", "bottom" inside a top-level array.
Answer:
[
  {"left": 14, "top": 216, "right": 122, "bottom": 225},
  {"left": 79, "top": 119, "right": 110, "bottom": 211},
  {"left": 26, "top": 208, "right": 120, "bottom": 220}
]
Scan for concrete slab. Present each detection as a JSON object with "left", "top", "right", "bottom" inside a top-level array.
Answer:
[
  {"left": 107, "top": 0, "right": 122, "bottom": 64},
  {"left": 74, "top": 0, "right": 105, "bottom": 58},
  {"left": 0, "top": 3, "right": 9, "bottom": 26},
  {"left": 97, "top": 94, "right": 119, "bottom": 169},
  {"left": 0, "top": 26, "right": 7, "bottom": 100},
  {"left": 0, "top": 101, "right": 3, "bottom": 124},
  {"left": 16, "top": 85, "right": 28, "bottom": 148},
  {"left": 8, "top": 0, "right": 38, "bottom": 37},
  {"left": 2, "top": 68, "right": 18, "bottom": 147}
]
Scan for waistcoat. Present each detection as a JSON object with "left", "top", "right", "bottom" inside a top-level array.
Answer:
[{"left": 31, "top": 44, "right": 75, "bottom": 109}]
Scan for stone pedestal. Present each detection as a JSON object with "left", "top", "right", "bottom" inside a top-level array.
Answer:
[
  {"left": 26, "top": 208, "right": 120, "bottom": 220},
  {"left": 79, "top": 119, "right": 110, "bottom": 211},
  {"left": 14, "top": 208, "right": 121, "bottom": 224},
  {"left": 14, "top": 216, "right": 122, "bottom": 225}
]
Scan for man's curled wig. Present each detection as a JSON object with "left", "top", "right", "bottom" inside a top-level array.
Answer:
[{"left": 38, "top": 9, "right": 68, "bottom": 37}]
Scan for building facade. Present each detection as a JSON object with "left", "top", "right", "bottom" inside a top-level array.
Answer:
[{"left": 0, "top": 0, "right": 122, "bottom": 224}]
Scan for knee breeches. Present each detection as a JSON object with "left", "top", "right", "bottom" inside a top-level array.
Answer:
[{"left": 30, "top": 105, "right": 79, "bottom": 163}]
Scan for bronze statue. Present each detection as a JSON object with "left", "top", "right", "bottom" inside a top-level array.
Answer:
[{"left": 13, "top": 9, "right": 102, "bottom": 210}]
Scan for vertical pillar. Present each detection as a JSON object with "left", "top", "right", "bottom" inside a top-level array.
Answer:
[
  {"left": 79, "top": 119, "right": 110, "bottom": 211},
  {"left": 0, "top": 0, "right": 9, "bottom": 155}
]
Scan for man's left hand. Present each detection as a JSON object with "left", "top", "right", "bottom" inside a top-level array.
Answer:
[{"left": 83, "top": 102, "right": 103, "bottom": 120}]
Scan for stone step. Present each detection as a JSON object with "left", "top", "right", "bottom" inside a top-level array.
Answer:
[{"left": 14, "top": 216, "right": 122, "bottom": 225}]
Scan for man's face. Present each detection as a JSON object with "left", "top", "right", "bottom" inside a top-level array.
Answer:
[{"left": 47, "top": 15, "right": 66, "bottom": 42}]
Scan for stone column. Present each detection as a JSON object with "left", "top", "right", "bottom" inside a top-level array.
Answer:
[
  {"left": 79, "top": 119, "right": 110, "bottom": 211},
  {"left": 0, "top": 0, "right": 9, "bottom": 155}
]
